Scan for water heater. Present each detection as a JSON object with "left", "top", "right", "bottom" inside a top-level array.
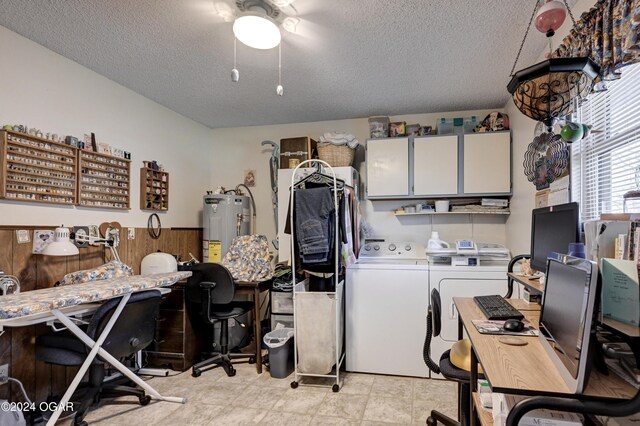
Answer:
[{"left": 203, "top": 194, "right": 251, "bottom": 262}]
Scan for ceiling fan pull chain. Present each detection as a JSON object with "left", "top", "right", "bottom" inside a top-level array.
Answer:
[
  {"left": 231, "top": 36, "right": 239, "bottom": 82},
  {"left": 509, "top": 0, "right": 541, "bottom": 77},
  {"left": 276, "top": 43, "right": 284, "bottom": 96}
]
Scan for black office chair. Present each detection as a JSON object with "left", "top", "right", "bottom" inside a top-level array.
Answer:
[
  {"left": 506, "top": 254, "right": 530, "bottom": 298},
  {"left": 424, "top": 288, "right": 481, "bottom": 426},
  {"left": 185, "top": 263, "right": 254, "bottom": 378},
  {"left": 36, "top": 290, "right": 162, "bottom": 426}
]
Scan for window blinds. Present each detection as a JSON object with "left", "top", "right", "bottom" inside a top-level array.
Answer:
[{"left": 571, "top": 62, "right": 640, "bottom": 221}]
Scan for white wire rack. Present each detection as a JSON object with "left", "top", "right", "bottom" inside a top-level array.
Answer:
[{"left": 289, "top": 159, "right": 345, "bottom": 392}]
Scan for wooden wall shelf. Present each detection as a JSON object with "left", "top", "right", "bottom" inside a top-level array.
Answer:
[
  {"left": 78, "top": 151, "right": 130, "bottom": 209},
  {"left": 140, "top": 167, "right": 169, "bottom": 211},
  {"left": 0, "top": 130, "right": 78, "bottom": 205}
]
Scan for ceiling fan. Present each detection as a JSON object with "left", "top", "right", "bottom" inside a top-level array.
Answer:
[
  {"left": 213, "top": 0, "right": 301, "bottom": 95},
  {"left": 214, "top": 0, "right": 300, "bottom": 49}
]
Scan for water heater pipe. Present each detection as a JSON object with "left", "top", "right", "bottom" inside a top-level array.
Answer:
[{"left": 235, "top": 183, "right": 257, "bottom": 234}]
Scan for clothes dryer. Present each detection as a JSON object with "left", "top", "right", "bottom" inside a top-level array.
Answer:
[{"left": 429, "top": 260, "right": 510, "bottom": 378}]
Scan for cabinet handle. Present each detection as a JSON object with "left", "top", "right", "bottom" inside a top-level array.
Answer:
[
  {"left": 157, "top": 317, "right": 166, "bottom": 322},
  {"left": 155, "top": 339, "right": 166, "bottom": 344}
]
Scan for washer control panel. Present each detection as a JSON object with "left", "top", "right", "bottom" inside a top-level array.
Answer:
[{"left": 359, "top": 242, "right": 425, "bottom": 260}]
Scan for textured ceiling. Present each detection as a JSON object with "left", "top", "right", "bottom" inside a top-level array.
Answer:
[{"left": 0, "top": 0, "right": 561, "bottom": 128}]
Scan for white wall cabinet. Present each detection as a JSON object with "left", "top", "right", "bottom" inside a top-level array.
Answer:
[
  {"left": 366, "top": 131, "right": 511, "bottom": 199},
  {"left": 463, "top": 132, "right": 511, "bottom": 195},
  {"left": 413, "top": 135, "right": 458, "bottom": 196},
  {"left": 365, "top": 137, "right": 409, "bottom": 197}
]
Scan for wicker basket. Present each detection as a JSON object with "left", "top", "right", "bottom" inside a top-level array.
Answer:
[{"left": 317, "top": 143, "right": 354, "bottom": 167}]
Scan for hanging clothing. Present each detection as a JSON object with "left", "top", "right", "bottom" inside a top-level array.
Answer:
[{"left": 295, "top": 187, "right": 334, "bottom": 264}]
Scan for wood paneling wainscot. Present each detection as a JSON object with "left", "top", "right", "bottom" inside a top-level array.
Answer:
[{"left": 0, "top": 226, "right": 201, "bottom": 402}]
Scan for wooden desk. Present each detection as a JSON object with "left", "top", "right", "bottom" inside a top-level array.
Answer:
[
  {"left": 454, "top": 297, "right": 637, "bottom": 426},
  {"left": 236, "top": 279, "right": 272, "bottom": 374},
  {"left": 507, "top": 273, "right": 544, "bottom": 293}
]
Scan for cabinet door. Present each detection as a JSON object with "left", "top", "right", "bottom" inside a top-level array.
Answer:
[
  {"left": 413, "top": 135, "right": 458, "bottom": 196},
  {"left": 366, "top": 138, "right": 409, "bottom": 197},
  {"left": 463, "top": 132, "right": 511, "bottom": 194}
]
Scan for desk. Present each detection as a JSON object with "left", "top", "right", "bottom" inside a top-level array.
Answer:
[
  {"left": 454, "top": 297, "right": 637, "bottom": 426},
  {"left": 507, "top": 273, "right": 544, "bottom": 294},
  {"left": 235, "top": 279, "right": 272, "bottom": 374},
  {"left": 0, "top": 271, "right": 191, "bottom": 425}
]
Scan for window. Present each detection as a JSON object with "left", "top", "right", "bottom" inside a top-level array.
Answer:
[{"left": 571, "top": 62, "right": 640, "bottom": 221}]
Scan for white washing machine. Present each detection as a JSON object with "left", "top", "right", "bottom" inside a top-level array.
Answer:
[
  {"left": 346, "top": 241, "right": 430, "bottom": 378},
  {"left": 429, "top": 260, "right": 510, "bottom": 378}
]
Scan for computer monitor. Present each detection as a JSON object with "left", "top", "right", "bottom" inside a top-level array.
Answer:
[
  {"left": 538, "top": 253, "right": 598, "bottom": 393},
  {"left": 530, "top": 202, "right": 580, "bottom": 272}
]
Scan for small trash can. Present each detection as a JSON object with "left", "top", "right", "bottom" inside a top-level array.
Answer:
[{"left": 263, "top": 328, "right": 294, "bottom": 378}]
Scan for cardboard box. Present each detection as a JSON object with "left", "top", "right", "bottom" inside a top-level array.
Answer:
[{"left": 279, "top": 137, "right": 317, "bottom": 168}]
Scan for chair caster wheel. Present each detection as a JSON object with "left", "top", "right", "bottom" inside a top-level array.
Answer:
[
  {"left": 192, "top": 369, "right": 201, "bottom": 377},
  {"left": 228, "top": 368, "right": 236, "bottom": 377},
  {"left": 139, "top": 394, "right": 152, "bottom": 406},
  {"left": 290, "top": 381, "right": 298, "bottom": 389},
  {"left": 427, "top": 416, "right": 437, "bottom": 426},
  {"left": 249, "top": 356, "right": 256, "bottom": 364},
  {"left": 332, "top": 384, "right": 340, "bottom": 392}
]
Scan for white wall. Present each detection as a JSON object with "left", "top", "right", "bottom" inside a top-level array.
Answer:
[
  {"left": 0, "top": 26, "right": 212, "bottom": 228},
  {"left": 505, "top": 0, "right": 595, "bottom": 254},
  {"left": 211, "top": 109, "right": 508, "bottom": 250}
]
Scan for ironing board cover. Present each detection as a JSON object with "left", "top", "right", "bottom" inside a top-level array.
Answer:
[{"left": 0, "top": 271, "right": 191, "bottom": 319}]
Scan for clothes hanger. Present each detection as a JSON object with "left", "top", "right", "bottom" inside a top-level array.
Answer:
[{"left": 293, "top": 162, "right": 345, "bottom": 190}]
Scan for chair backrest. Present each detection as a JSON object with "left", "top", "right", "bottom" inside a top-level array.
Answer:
[
  {"left": 185, "top": 263, "right": 236, "bottom": 306},
  {"left": 86, "top": 289, "right": 161, "bottom": 359},
  {"left": 423, "top": 288, "right": 442, "bottom": 374}
]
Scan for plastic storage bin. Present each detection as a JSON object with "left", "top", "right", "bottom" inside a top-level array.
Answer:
[
  {"left": 437, "top": 116, "right": 478, "bottom": 135},
  {"left": 272, "top": 291, "right": 294, "bottom": 314},
  {"left": 264, "top": 328, "right": 295, "bottom": 378}
]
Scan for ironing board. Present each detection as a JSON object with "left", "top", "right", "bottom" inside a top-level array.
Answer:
[{"left": 0, "top": 271, "right": 192, "bottom": 425}]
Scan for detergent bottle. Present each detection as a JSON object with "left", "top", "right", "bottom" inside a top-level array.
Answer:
[{"left": 427, "top": 231, "right": 450, "bottom": 250}]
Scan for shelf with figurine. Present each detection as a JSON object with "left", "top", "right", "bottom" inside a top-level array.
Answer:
[{"left": 140, "top": 161, "right": 168, "bottom": 211}]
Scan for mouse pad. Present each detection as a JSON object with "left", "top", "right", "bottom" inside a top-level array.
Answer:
[{"left": 472, "top": 319, "right": 539, "bottom": 336}]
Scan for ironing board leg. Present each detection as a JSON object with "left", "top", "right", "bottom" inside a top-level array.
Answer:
[{"left": 47, "top": 294, "right": 186, "bottom": 425}]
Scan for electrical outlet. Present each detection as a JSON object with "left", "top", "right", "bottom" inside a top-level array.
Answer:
[
  {"left": 128, "top": 227, "right": 135, "bottom": 240},
  {"left": 0, "top": 364, "right": 8, "bottom": 385}
]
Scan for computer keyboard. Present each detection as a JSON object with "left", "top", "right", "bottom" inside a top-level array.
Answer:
[{"left": 473, "top": 295, "right": 524, "bottom": 320}]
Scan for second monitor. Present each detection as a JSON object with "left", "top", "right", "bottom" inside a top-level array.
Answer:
[{"left": 530, "top": 202, "right": 580, "bottom": 273}]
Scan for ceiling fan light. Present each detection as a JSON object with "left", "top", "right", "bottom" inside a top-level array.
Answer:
[{"left": 233, "top": 14, "right": 281, "bottom": 49}]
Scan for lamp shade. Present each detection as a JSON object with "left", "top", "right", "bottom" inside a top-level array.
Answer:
[
  {"left": 507, "top": 57, "right": 600, "bottom": 127},
  {"left": 233, "top": 13, "right": 281, "bottom": 49},
  {"left": 42, "top": 227, "right": 79, "bottom": 256}
]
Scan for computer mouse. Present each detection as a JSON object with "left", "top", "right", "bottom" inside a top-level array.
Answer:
[{"left": 503, "top": 319, "right": 525, "bottom": 332}]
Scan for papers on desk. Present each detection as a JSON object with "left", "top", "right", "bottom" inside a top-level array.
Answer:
[
  {"left": 472, "top": 319, "right": 539, "bottom": 336},
  {"left": 492, "top": 393, "right": 583, "bottom": 426}
]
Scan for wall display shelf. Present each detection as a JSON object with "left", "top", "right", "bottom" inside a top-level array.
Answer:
[
  {"left": 140, "top": 167, "right": 169, "bottom": 211},
  {"left": 0, "top": 130, "right": 79, "bottom": 205},
  {"left": 78, "top": 151, "right": 130, "bottom": 209},
  {"left": 394, "top": 210, "right": 510, "bottom": 216}
]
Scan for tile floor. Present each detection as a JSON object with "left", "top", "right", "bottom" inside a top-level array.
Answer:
[{"left": 73, "top": 363, "right": 457, "bottom": 425}]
